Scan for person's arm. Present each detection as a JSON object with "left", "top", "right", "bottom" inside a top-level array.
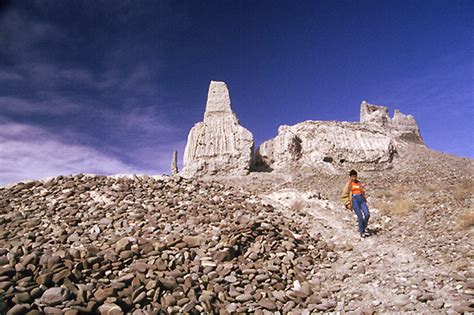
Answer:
[{"left": 340, "top": 180, "right": 351, "bottom": 209}]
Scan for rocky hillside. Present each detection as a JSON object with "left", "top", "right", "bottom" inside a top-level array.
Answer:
[
  {"left": 1, "top": 142, "right": 473, "bottom": 314},
  {"left": 214, "top": 143, "right": 474, "bottom": 314}
]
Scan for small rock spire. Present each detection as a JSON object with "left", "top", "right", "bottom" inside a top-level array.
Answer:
[{"left": 171, "top": 150, "right": 178, "bottom": 176}]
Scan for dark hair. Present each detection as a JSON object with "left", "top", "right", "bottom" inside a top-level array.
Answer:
[{"left": 349, "top": 169, "right": 357, "bottom": 176}]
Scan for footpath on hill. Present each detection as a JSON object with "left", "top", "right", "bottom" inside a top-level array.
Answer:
[
  {"left": 217, "top": 146, "right": 473, "bottom": 314},
  {"left": 258, "top": 186, "right": 472, "bottom": 314}
]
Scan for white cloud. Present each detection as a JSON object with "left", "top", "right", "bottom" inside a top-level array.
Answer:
[
  {"left": 0, "top": 69, "right": 24, "bottom": 81},
  {"left": 0, "top": 96, "right": 83, "bottom": 115},
  {"left": 110, "top": 105, "right": 177, "bottom": 135},
  {"left": 0, "top": 121, "right": 143, "bottom": 186}
]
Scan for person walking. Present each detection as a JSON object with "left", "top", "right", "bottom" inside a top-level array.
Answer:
[{"left": 341, "top": 170, "right": 370, "bottom": 238}]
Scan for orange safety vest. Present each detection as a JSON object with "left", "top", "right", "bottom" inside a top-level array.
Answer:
[{"left": 350, "top": 181, "right": 364, "bottom": 195}]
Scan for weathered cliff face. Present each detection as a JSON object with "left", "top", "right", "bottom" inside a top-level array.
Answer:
[
  {"left": 181, "top": 81, "right": 254, "bottom": 177},
  {"left": 256, "top": 121, "right": 396, "bottom": 170},
  {"left": 256, "top": 101, "right": 423, "bottom": 171}
]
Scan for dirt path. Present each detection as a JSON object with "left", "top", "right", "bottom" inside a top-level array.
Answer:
[{"left": 260, "top": 188, "right": 471, "bottom": 314}]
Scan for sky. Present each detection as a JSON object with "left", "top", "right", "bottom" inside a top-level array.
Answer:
[{"left": 0, "top": 0, "right": 472, "bottom": 185}]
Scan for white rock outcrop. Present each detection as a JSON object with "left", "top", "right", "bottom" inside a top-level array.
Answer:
[
  {"left": 391, "top": 109, "right": 423, "bottom": 143},
  {"left": 360, "top": 101, "right": 391, "bottom": 127},
  {"left": 181, "top": 81, "right": 254, "bottom": 177},
  {"left": 256, "top": 101, "right": 423, "bottom": 171},
  {"left": 181, "top": 87, "right": 423, "bottom": 174},
  {"left": 360, "top": 101, "right": 423, "bottom": 143},
  {"left": 170, "top": 150, "right": 178, "bottom": 176},
  {"left": 256, "top": 121, "right": 395, "bottom": 170}
]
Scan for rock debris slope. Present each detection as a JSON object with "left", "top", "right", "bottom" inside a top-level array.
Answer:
[
  {"left": 181, "top": 81, "right": 254, "bottom": 177},
  {"left": 0, "top": 174, "right": 336, "bottom": 314}
]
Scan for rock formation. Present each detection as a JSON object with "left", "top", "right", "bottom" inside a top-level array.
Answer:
[
  {"left": 360, "top": 101, "right": 423, "bottom": 143},
  {"left": 256, "top": 121, "right": 395, "bottom": 170},
  {"left": 360, "top": 101, "right": 391, "bottom": 127},
  {"left": 256, "top": 101, "right": 424, "bottom": 171},
  {"left": 181, "top": 82, "right": 423, "bottom": 174},
  {"left": 170, "top": 150, "right": 178, "bottom": 176},
  {"left": 391, "top": 109, "right": 423, "bottom": 143},
  {"left": 181, "top": 81, "right": 254, "bottom": 177}
]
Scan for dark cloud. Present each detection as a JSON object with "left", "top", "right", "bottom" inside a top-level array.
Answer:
[{"left": 0, "top": 0, "right": 12, "bottom": 15}]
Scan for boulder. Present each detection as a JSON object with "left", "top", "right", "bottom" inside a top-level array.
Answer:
[
  {"left": 98, "top": 302, "right": 124, "bottom": 315},
  {"left": 36, "top": 287, "right": 70, "bottom": 306},
  {"left": 115, "top": 237, "right": 131, "bottom": 252},
  {"left": 181, "top": 81, "right": 254, "bottom": 177}
]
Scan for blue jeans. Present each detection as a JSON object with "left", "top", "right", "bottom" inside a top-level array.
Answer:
[{"left": 352, "top": 194, "right": 370, "bottom": 235}]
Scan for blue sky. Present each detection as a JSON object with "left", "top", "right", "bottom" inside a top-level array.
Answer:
[{"left": 0, "top": 0, "right": 472, "bottom": 185}]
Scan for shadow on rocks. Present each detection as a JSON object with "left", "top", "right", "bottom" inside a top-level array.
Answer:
[
  {"left": 367, "top": 226, "right": 382, "bottom": 236},
  {"left": 0, "top": 292, "right": 6, "bottom": 315}
]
